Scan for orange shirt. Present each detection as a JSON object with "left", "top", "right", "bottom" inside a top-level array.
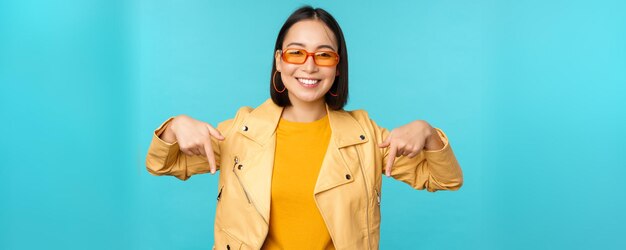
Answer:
[{"left": 261, "top": 115, "right": 335, "bottom": 250}]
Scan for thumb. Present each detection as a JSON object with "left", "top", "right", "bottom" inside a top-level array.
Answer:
[
  {"left": 385, "top": 145, "right": 397, "bottom": 177},
  {"left": 207, "top": 124, "right": 225, "bottom": 141},
  {"left": 379, "top": 136, "right": 391, "bottom": 148}
]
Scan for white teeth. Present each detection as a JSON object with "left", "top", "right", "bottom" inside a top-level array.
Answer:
[{"left": 297, "top": 78, "right": 319, "bottom": 85}]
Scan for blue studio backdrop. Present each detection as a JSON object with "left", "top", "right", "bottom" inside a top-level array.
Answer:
[{"left": 1, "top": 0, "right": 625, "bottom": 249}]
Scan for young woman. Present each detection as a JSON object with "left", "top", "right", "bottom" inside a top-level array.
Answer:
[{"left": 146, "top": 6, "right": 463, "bottom": 250}]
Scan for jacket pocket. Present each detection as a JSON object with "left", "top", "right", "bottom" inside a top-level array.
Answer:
[{"left": 231, "top": 156, "right": 252, "bottom": 204}]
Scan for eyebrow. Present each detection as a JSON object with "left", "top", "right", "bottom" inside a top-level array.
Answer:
[{"left": 285, "top": 42, "right": 336, "bottom": 51}]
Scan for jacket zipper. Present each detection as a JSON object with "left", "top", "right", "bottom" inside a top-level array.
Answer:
[
  {"left": 217, "top": 186, "right": 223, "bottom": 201},
  {"left": 232, "top": 156, "right": 252, "bottom": 204},
  {"left": 231, "top": 155, "right": 269, "bottom": 226}
]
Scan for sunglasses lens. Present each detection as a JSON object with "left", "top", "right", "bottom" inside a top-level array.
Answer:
[
  {"left": 314, "top": 51, "right": 338, "bottom": 66},
  {"left": 283, "top": 49, "right": 307, "bottom": 64},
  {"left": 282, "top": 49, "right": 339, "bottom": 66}
]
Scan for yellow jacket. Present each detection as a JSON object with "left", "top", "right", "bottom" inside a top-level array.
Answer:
[{"left": 146, "top": 99, "right": 463, "bottom": 250}]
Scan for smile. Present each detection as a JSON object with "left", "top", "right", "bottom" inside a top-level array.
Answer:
[{"left": 296, "top": 77, "right": 320, "bottom": 87}]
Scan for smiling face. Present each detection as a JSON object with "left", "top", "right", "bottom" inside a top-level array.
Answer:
[{"left": 275, "top": 19, "right": 339, "bottom": 106}]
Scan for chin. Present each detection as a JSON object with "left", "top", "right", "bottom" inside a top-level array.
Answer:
[{"left": 288, "top": 92, "right": 326, "bottom": 104}]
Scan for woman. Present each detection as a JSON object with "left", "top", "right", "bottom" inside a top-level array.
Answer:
[{"left": 146, "top": 6, "right": 463, "bottom": 250}]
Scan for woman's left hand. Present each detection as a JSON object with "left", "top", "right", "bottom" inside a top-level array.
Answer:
[{"left": 378, "top": 120, "right": 444, "bottom": 176}]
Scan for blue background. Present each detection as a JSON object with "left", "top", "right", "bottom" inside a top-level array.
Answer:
[{"left": 1, "top": 0, "right": 625, "bottom": 249}]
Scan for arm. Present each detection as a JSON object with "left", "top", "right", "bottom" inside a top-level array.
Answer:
[
  {"left": 145, "top": 116, "right": 233, "bottom": 180},
  {"left": 374, "top": 120, "right": 463, "bottom": 192}
]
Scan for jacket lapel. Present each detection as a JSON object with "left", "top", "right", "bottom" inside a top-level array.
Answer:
[
  {"left": 234, "top": 99, "right": 282, "bottom": 224},
  {"left": 314, "top": 107, "right": 369, "bottom": 194}
]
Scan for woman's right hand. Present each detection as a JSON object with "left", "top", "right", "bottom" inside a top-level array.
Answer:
[{"left": 160, "top": 115, "right": 225, "bottom": 174}]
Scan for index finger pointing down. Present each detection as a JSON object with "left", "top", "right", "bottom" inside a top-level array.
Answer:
[
  {"left": 204, "top": 140, "right": 217, "bottom": 174},
  {"left": 386, "top": 144, "right": 397, "bottom": 177}
]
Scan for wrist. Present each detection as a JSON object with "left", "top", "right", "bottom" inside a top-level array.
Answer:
[
  {"left": 159, "top": 117, "right": 179, "bottom": 144},
  {"left": 424, "top": 128, "right": 444, "bottom": 151}
]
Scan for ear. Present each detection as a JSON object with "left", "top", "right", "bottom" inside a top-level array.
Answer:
[
  {"left": 275, "top": 50, "right": 282, "bottom": 72},
  {"left": 336, "top": 70, "right": 340, "bottom": 76}
]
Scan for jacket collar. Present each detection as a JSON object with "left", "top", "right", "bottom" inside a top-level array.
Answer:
[{"left": 238, "top": 98, "right": 369, "bottom": 147}]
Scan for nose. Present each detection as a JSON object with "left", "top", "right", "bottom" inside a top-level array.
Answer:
[{"left": 301, "top": 54, "right": 319, "bottom": 73}]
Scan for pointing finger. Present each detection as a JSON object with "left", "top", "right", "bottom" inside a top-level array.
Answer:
[
  {"left": 204, "top": 140, "right": 217, "bottom": 174},
  {"left": 386, "top": 144, "right": 397, "bottom": 177}
]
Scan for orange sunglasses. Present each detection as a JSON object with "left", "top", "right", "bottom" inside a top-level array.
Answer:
[{"left": 280, "top": 48, "right": 340, "bottom": 67}]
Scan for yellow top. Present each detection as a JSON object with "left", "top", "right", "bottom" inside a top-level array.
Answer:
[{"left": 261, "top": 114, "right": 335, "bottom": 250}]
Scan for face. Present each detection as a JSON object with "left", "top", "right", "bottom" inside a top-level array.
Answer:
[{"left": 275, "top": 19, "right": 339, "bottom": 106}]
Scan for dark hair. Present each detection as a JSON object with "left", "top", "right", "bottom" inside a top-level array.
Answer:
[{"left": 270, "top": 6, "right": 349, "bottom": 110}]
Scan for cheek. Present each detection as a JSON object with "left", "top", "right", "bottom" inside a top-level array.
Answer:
[
  {"left": 323, "top": 69, "right": 338, "bottom": 81},
  {"left": 279, "top": 62, "right": 298, "bottom": 75}
]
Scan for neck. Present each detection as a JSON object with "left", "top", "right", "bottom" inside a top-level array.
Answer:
[{"left": 282, "top": 97, "right": 327, "bottom": 122}]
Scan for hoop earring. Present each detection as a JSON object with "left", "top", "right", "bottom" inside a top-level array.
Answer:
[
  {"left": 329, "top": 88, "right": 338, "bottom": 97},
  {"left": 273, "top": 71, "right": 286, "bottom": 93}
]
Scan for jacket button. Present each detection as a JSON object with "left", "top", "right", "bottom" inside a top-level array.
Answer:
[
  {"left": 345, "top": 174, "right": 351, "bottom": 180},
  {"left": 237, "top": 164, "right": 243, "bottom": 170},
  {"left": 359, "top": 135, "right": 365, "bottom": 140},
  {"left": 242, "top": 125, "right": 248, "bottom": 131},
  {"left": 226, "top": 245, "right": 230, "bottom": 250}
]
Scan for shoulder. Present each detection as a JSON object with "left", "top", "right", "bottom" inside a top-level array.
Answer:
[
  {"left": 216, "top": 106, "right": 254, "bottom": 135},
  {"left": 338, "top": 109, "right": 381, "bottom": 131},
  {"left": 346, "top": 109, "right": 371, "bottom": 121},
  {"left": 216, "top": 98, "right": 277, "bottom": 133},
  {"left": 235, "top": 106, "right": 255, "bottom": 116},
  {"left": 229, "top": 105, "right": 255, "bottom": 122},
  {"left": 344, "top": 109, "right": 387, "bottom": 133},
  {"left": 342, "top": 109, "right": 376, "bottom": 127}
]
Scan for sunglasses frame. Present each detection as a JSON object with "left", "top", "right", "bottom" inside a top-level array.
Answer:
[{"left": 280, "top": 48, "right": 340, "bottom": 67}]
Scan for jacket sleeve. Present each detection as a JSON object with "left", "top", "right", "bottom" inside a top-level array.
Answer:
[
  {"left": 145, "top": 117, "right": 234, "bottom": 181},
  {"left": 371, "top": 119, "right": 463, "bottom": 192}
]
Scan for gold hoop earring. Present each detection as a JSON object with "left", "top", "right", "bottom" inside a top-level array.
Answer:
[
  {"left": 272, "top": 71, "right": 286, "bottom": 93},
  {"left": 329, "top": 85, "right": 338, "bottom": 97}
]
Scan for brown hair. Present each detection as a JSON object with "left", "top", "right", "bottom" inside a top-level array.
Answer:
[{"left": 270, "top": 6, "right": 349, "bottom": 110}]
